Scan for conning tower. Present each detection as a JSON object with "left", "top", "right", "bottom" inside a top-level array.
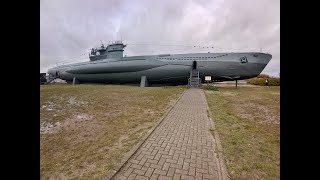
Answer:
[{"left": 89, "top": 40, "right": 126, "bottom": 61}]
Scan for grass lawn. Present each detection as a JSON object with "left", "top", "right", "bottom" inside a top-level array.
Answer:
[
  {"left": 204, "top": 84, "right": 280, "bottom": 180},
  {"left": 40, "top": 84, "right": 185, "bottom": 179}
]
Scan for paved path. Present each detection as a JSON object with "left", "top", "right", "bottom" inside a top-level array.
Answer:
[{"left": 113, "top": 88, "right": 222, "bottom": 180}]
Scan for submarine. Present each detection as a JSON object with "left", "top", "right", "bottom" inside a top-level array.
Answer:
[{"left": 47, "top": 40, "right": 272, "bottom": 86}]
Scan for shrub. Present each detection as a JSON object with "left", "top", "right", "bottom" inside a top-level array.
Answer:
[{"left": 247, "top": 77, "right": 280, "bottom": 86}]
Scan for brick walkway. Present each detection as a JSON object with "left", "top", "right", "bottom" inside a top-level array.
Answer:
[{"left": 113, "top": 88, "right": 222, "bottom": 180}]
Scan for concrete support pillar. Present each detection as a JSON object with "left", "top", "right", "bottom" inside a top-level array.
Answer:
[
  {"left": 73, "top": 77, "right": 80, "bottom": 85},
  {"left": 140, "top": 76, "right": 149, "bottom": 87}
]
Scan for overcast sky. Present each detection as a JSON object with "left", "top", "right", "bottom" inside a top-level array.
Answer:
[{"left": 40, "top": 0, "right": 280, "bottom": 76}]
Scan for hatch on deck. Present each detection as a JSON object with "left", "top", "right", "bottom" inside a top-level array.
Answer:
[{"left": 192, "top": 61, "right": 197, "bottom": 69}]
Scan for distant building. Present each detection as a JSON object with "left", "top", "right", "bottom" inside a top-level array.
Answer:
[{"left": 40, "top": 73, "right": 47, "bottom": 84}]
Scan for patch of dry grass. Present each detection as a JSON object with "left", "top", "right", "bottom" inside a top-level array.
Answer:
[
  {"left": 205, "top": 85, "right": 280, "bottom": 180},
  {"left": 40, "top": 84, "right": 185, "bottom": 180}
]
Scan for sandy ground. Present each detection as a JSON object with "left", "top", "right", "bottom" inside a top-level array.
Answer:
[{"left": 40, "top": 84, "right": 185, "bottom": 179}]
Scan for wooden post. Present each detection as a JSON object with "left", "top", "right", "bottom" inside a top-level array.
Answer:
[{"left": 236, "top": 80, "right": 238, "bottom": 88}]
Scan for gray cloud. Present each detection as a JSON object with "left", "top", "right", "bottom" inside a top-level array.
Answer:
[{"left": 41, "top": 0, "right": 279, "bottom": 76}]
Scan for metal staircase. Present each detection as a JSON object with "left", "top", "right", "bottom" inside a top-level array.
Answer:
[
  {"left": 45, "top": 75, "right": 57, "bottom": 84},
  {"left": 188, "top": 69, "right": 201, "bottom": 88}
]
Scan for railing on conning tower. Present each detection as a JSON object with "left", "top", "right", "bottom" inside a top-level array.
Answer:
[{"left": 89, "top": 40, "right": 126, "bottom": 61}]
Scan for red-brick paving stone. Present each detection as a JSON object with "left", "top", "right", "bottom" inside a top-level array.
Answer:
[{"left": 113, "top": 88, "right": 222, "bottom": 179}]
